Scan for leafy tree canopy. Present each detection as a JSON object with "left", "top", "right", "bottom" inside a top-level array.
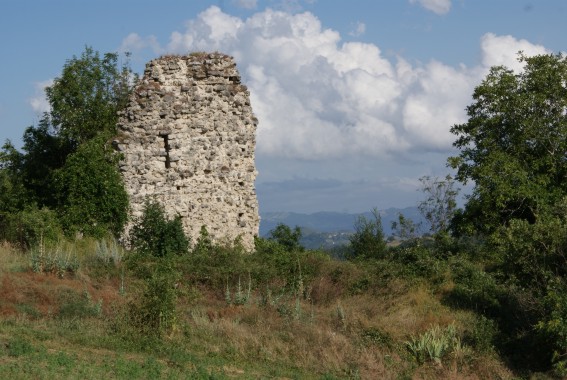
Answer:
[
  {"left": 54, "top": 133, "right": 129, "bottom": 237},
  {"left": 448, "top": 53, "right": 567, "bottom": 371},
  {"left": 349, "top": 208, "right": 386, "bottom": 260},
  {"left": 448, "top": 53, "right": 567, "bottom": 235},
  {"left": 268, "top": 223, "right": 304, "bottom": 252},
  {"left": 0, "top": 46, "right": 136, "bottom": 239},
  {"left": 46, "top": 46, "right": 134, "bottom": 147}
]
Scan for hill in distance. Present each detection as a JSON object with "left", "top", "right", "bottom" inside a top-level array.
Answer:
[{"left": 260, "top": 207, "right": 425, "bottom": 249}]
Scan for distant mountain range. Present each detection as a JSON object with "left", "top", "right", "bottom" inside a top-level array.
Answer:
[{"left": 259, "top": 207, "right": 426, "bottom": 249}]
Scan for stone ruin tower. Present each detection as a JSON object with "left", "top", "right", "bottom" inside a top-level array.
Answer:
[{"left": 115, "top": 52, "right": 259, "bottom": 250}]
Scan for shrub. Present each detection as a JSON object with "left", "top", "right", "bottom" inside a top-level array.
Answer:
[
  {"left": 349, "top": 208, "right": 387, "bottom": 260},
  {"left": 182, "top": 226, "right": 247, "bottom": 288},
  {"left": 129, "top": 258, "right": 180, "bottom": 337},
  {"left": 537, "top": 282, "right": 567, "bottom": 375},
  {"left": 253, "top": 237, "right": 297, "bottom": 281},
  {"left": 389, "top": 242, "right": 446, "bottom": 280},
  {"left": 127, "top": 199, "right": 185, "bottom": 337},
  {"left": 57, "top": 289, "right": 102, "bottom": 319},
  {"left": 129, "top": 199, "right": 189, "bottom": 258},
  {"left": 465, "top": 315, "right": 498, "bottom": 354},
  {"left": 446, "top": 259, "right": 502, "bottom": 316},
  {"left": 7, "top": 337, "right": 34, "bottom": 357},
  {"left": 0, "top": 206, "right": 62, "bottom": 249},
  {"left": 406, "top": 324, "right": 464, "bottom": 365}
]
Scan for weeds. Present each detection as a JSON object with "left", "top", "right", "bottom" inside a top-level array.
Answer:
[
  {"left": 405, "top": 323, "right": 466, "bottom": 365},
  {"left": 95, "top": 238, "right": 124, "bottom": 264},
  {"left": 0, "top": 221, "right": 516, "bottom": 378},
  {"left": 335, "top": 303, "right": 347, "bottom": 330},
  {"left": 57, "top": 289, "right": 103, "bottom": 319},
  {"left": 7, "top": 337, "right": 34, "bottom": 357},
  {"left": 225, "top": 273, "right": 252, "bottom": 306},
  {"left": 30, "top": 239, "right": 79, "bottom": 277},
  {"left": 360, "top": 327, "right": 393, "bottom": 348}
]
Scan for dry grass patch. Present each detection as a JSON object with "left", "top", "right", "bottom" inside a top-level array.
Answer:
[
  {"left": 0, "top": 240, "right": 519, "bottom": 378},
  {"left": 182, "top": 292, "right": 416, "bottom": 378},
  {"left": 0, "top": 269, "right": 124, "bottom": 319},
  {"left": 0, "top": 241, "right": 27, "bottom": 274}
]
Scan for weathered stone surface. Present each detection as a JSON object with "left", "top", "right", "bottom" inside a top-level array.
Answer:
[{"left": 117, "top": 53, "right": 259, "bottom": 250}]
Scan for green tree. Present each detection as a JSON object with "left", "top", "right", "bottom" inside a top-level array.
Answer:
[
  {"left": 448, "top": 53, "right": 567, "bottom": 373},
  {"left": 349, "top": 208, "right": 387, "bottom": 259},
  {"left": 0, "top": 141, "right": 27, "bottom": 214},
  {"left": 268, "top": 223, "right": 304, "bottom": 252},
  {"left": 46, "top": 46, "right": 134, "bottom": 147},
  {"left": 418, "top": 175, "right": 459, "bottom": 235},
  {"left": 54, "top": 134, "right": 129, "bottom": 237},
  {"left": 448, "top": 53, "right": 567, "bottom": 235},
  {"left": 18, "top": 119, "right": 74, "bottom": 208},
  {"left": 129, "top": 200, "right": 189, "bottom": 258},
  {"left": 391, "top": 213, "right": 420, "bottom": 241},
  {"left": 0, "top": 46, "right": 136, "bottom": 239}
]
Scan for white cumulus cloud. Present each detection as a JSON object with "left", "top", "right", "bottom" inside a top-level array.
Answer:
[
  {"left": 410, "top": 0, "right": 451, "bottom": 15},
  {"left": 480, "top": 33, "right": 550, "bottom": 72},
  {"left": 122, "top": 6, "right": 552, "bottom": 161}
]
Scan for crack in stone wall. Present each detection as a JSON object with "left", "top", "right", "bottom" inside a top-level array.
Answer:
[{"left": 116, "top": 52, "right": 259, "bottom": 250}]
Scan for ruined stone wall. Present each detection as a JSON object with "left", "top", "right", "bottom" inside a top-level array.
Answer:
[{"left": 115, "top": 53, "right": 259, "bottom": 250}]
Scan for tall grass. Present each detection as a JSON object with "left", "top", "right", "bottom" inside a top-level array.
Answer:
[
  {"left": 0, "top": 241, "right": 27, "bottom": 272},
  {"left": 0, "top": 236, "right": 516, "bottom": 379}
]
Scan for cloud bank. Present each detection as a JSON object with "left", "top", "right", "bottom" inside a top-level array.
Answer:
[{"left": 121, "top": 6, "right": 550, "bottom": 161}]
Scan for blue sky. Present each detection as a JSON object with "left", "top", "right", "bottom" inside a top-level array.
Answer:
[{"left": 1, "top": 0, "right": 565, "bottom": 213}]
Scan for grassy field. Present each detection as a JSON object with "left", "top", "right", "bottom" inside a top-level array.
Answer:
[{"left": 0, "top": 240, "right": 514, "bottom": 379}]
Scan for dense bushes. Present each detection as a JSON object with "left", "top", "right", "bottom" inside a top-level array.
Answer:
[
  {"left": 0, "top": 194, "right": 554, "bottom": 376},
  {"left": 126, "top": 200, "right": 186, "bottom": 337},
  {"left": 0, "top": 206, "right": 62, "bottom": 249},
  {"left": 129, "top": 200, "right": 189, "bottom": 258}
]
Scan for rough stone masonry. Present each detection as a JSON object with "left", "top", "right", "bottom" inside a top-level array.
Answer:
[{"left": 115, "top": 52, "right": 259, "bottom": 250}]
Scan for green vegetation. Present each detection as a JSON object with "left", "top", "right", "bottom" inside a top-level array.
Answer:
[
  {"left": 0, "top": 224, "right": 513, "bottom": 379},
  {"left": 349, "top": 208, "right": 387, "bottom": 260},
  {"left": 406, "top": 324, "right": 465, "bottom": 365},
  {"left": 447, "top": 52, "right": 567, "bottom": 375},
  {"left": 0, "top": 46, "right": 136, "bottom": 245},
  {"left": 129, "top": 200, "right": 190, "bottom": 259},
  {"left": 418, "top": 174, "right": 458, "bottom": 235},
  {"left": 1, "top": 47, "right": 567, "bottom": 378}
]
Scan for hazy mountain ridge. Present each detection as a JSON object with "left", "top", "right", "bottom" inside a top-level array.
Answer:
[{"left": 260, "top": 207, "right": 425, "bottom": 249}]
